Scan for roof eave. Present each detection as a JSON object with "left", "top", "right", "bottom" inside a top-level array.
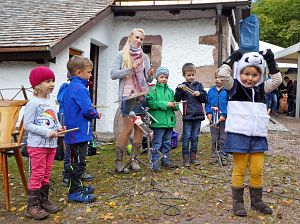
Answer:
[{"left": 112, "top": 2, "right": 249, "bottom": 13}]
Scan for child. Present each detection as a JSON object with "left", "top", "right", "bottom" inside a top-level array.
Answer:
[
  {"left": 57, "top": 73, "right": 94, "bottom": 187},
  {"left": 147, "top": 67, "right": 179, "bottom": 172},
  {"left": 63, "top": 56, "right": 101, "bottom": 203},
  {"left": 24, "top": 66, "right": 62, "bottom": 220},
  {"left": 174, "top": 63, "right": 207, "bottom": 167},
  {"left": 205, "top": 71, "right": 228, "bottom": 165},
  {"left": 217, "top": 49, "right": 282, "bottom": 216}
]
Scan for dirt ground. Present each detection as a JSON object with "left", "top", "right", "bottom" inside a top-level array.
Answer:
[
  {"left": 268, "top": 114, "right": 300, "bottom": 160},
  {"left": 0, "top": 115, "right": 299, "bottom": 224}
]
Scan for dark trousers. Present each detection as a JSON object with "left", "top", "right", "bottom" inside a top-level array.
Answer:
[
  {"left": 62, "top": 144, "right": 71, "bottom": 179},
  {"left": 69, "top": 142, "right": 88, "bottom": 194},
  {"left": 210, "top": 121, "right": 227, "bottom": 159}
]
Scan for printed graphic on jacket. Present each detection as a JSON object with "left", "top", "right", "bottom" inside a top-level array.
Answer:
[{"left": 35, "top": 105, "right": 60, "bottom": 147}]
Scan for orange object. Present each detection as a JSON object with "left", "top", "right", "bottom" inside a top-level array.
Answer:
[
  {"left": 279, "top": 94, "right": 288, "bottom": 113},
  {"left": 0, "top": 100, "right": 28, "bottom": 211}
]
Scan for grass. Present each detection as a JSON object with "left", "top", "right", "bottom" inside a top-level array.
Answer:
[{"left": 0, "top": 133, "right": 300, "bottom": 223}]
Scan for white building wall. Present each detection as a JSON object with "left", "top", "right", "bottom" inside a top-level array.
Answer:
[
  {"left": 0, "top": 14, "right": 115, "bottom": 131},
  {"left": 0, "top": 10, "right": 217, "bottom": 133}
]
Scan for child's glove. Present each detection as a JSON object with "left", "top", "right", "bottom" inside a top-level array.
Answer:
[
  {"left": 223, "top": 49, "right": 244, "bottom": 68},
  {"left": 259, "top": 49, "right": 279, "bottom": 74}
]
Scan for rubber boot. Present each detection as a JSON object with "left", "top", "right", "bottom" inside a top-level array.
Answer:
[
  {"left": 40, "top": 184, "right": 60, "bottom": 214},
  {"left": 25, "top": 189, "right": 49, "bottom": 220},
  {"left": 115, "top": 146, "right": 129, "bottom": 174},
  {"left": 130, "top": 143, "right": 141, "bottom": 172},
  {"left": 249, "top": 187, "right": 273, "bottom": 214},
  {"left": 232, "top": 187, "right": 247, "bottom": 216}
]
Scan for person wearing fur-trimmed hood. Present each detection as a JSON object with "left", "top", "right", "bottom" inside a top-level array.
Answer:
[{"left": 217, "top": 49, "right": 282, "bottom": 217}]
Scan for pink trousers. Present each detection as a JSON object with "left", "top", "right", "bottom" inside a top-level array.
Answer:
[{"left": 27, "top": 147, "right": 56, "bottom": 190}]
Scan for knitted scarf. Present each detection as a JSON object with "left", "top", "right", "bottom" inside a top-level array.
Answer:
[{"left": 129, "top": 45, "right": 149, "bottom": 93}]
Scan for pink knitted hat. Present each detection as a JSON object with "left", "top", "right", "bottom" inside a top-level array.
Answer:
[{"left": 29, "top": 66, "right": 55, "bottom": 88}]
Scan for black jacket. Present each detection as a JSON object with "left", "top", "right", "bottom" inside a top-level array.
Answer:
[{"left": 174, "top": 81, "right": 207, "bottom": 121}]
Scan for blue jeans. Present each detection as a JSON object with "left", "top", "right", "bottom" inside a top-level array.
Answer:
[
  {"left": 151, "top": 128, "right": 173, "bottom": 165},
  {"left": 182, "top": 120, "right": 201, "bottom": 157}
]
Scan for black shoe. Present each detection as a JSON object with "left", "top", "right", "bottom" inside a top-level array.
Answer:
[{"left": 81, "top": 172, "right": 94, "bottom": 182}]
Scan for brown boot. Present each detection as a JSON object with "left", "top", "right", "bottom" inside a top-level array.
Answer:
[
  {"left": 232, "top": 187, "right": 247, "bottom": 216},
  {"left": 40, "top": 184, "right": 60, "bottom": 214},
  {"left": 183, "top": 155, "right": 191, "bottom": 167},
  {"left": 115, "top": 146, "right": 129, "bottom": 174},
  {"left": 190, "top": 152, "right": 200, "bottom": 166},
  {"left": 249, "top": 187, "right": 273, "bottom": 214},
  {"left": 130, "top": 144, "right": 141, "bottom": 172},
  {"left": 25, "top": 189, "right": 49, "bottom": 220}
]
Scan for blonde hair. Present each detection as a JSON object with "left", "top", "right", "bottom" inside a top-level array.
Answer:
[
  {"left": 121, "top": 28, "right": 145, "bottom": 68},
  {"left": 33, "top": 83, "right": 49, "bottom": 97},
  {"left": 67, "top": 55, "right": 93, "bottom": 76}
]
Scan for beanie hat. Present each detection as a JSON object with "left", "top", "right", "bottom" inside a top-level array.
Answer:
[
  {"left": 29, "top": 66, "right": 55, "bottom": 88},
  {"left": 235, "top": 52, "right": 265, "bottom": 87},
  {"left": 155, "top": 67, "right": 169, "bottom": 79}
]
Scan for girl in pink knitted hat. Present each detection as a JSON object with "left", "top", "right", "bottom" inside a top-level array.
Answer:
[{"left": 24, "top": 66, "right": 64, "bottom": 220}]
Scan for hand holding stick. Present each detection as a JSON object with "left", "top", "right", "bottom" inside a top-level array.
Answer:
[
  {"left": 57, "top": 127, "right": 79, "bottom": 135},
  {"left": 175, "top": 100, "right": 187, "bottom": 104},
  {"left": 178, "top": 84, "right": 195, "bottom": 95}
]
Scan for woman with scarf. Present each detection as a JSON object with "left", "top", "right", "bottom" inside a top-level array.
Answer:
[{"left": 111, "top": 28, "right": 154, "bottom": 174}]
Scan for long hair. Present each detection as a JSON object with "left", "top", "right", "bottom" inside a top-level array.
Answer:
[{"left": 121, "top": 28, "right": 145, "bottom": 68}]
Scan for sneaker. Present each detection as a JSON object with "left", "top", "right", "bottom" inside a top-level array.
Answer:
[
  {"left": 68, "top": 191, "right": 96, "bottom": 203},
  {"left": 221, "top": 158, "right": 228, "bottom": 166},
  {"left": 161, "top": 159, "right": 178, "bottom": 169},
  {"left": 61, "top": 178, "right": 69, "bottom": 187},
  {"left": 210, "top": 157, "right": 218, "bottom": 165},
  {"left": 151, "top": 163, "right": 161, "bottom": 172},
  {"left": 82, "top": 186, "right": 95, "bottom": 195},
  {"left": 81, "top": 172, "right": 94, "bottom": 182}
]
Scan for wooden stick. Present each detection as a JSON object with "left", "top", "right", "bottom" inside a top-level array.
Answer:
[
  {"left": 184, "top": 87, "right": 195, "bottom": 94},
  {"left": 57, "top": 127, "right": 79, "bottom": 135},
  {"left": 175, "top": 101, "right": 187, "bottom": 104},
  {"left": 93, "top": 105, "right": 110, "bottom": 108}
]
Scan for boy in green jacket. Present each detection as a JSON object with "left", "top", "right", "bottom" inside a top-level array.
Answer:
[{"left": 147, "top": 67, "right": 179, "bottom": 172}]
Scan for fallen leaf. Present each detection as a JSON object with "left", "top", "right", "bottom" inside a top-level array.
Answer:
[
  {"left": 17, "top": 205, "right": 26, "bottom": 212},
  {"left": 76, "top": 217, "right": 83, "bottom": 220},
  {"left": 99, "top": 213, "right": 114, "bottom": 220},
  {"left": 10, "top": 207, "right": 17, "bottom": 212},
  {"left": 282, "top": 199, "right": 293, "bottom": 206},
  {"left": 86, "top": 207, "right": 92, "bottom": 213},
  {"left": 107, "top": 201, "right": 117, "bottom": 208},
  {"left": 54, "top": 214, "right": 61, "bottom": 223}
]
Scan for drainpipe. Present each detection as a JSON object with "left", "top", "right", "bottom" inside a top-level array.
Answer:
[{"left": 216, "top": 4, "right": 223, "bottom": 67}]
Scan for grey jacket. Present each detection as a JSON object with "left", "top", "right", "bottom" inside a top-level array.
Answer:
[{"left": 111, "top": 51, "right": 153, "bottom": 100}]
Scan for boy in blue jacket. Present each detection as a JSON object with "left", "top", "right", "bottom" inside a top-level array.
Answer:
[
  {"left": 174, "top": 63, "right": 207, "bottom": 167},
  {"left": 63, "top": 56, "right": 101, "bottom": 203},
  {"left": 205, "top": 71, "right": 228, "bottom": 165}
]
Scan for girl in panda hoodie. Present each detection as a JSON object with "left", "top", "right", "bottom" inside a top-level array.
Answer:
[{"left": 217, "top": 49, "right": 282, "bottom": 217}]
